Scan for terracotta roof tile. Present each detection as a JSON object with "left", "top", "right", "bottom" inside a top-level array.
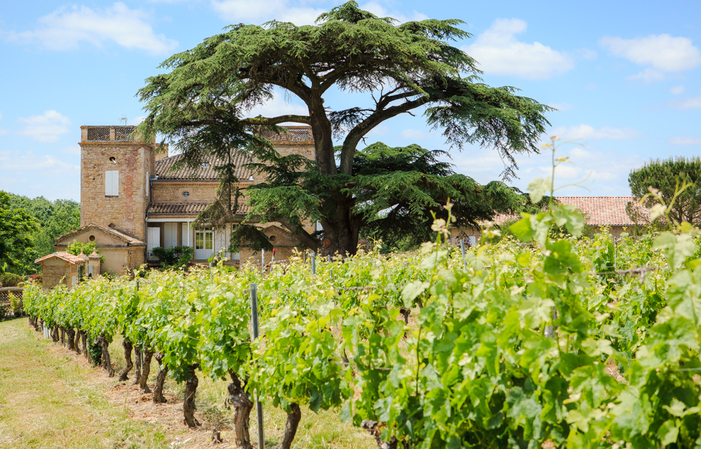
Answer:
[
  {"left": 488, "top": 197, "right": 649, "bottom": 227},
  {"left": 35, "top": 252, "right": 85, "bottom": 265},
  {"left": 54, "top": 223, "right": 145, "bottom": 246},
  {"left": 155, "top": 151, "right": 255, "bottom": 181},
  {"left": 557, "top": 197, "right": 648, "bottom": 226},
  {"left": 148, "top": 202, "right": 250, "bottom": 215}
]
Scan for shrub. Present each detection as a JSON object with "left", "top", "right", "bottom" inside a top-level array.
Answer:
[
  {"left": 0, "top": 272, "right": 23, "bottom": 287},
  {"left": 152, "top": 246, "right": 194, "bottom": 268}
]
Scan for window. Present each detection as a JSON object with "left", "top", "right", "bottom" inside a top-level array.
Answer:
[
  {"left": 146, "top": 171, "right": 150, "bottom": 197},
  {"left": 105, "top": 170, "right": 119, "bottom": 196},
  {"left": 182, "top": 191, "right": 190, "bottom": 197}
]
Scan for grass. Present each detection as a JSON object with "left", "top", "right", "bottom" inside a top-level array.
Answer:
[
  {"left": 0, "top": 317, "right": 169, "bottom": 449},
  {"left": 0, "top": 317, "right": 375, "bottom": 449}
]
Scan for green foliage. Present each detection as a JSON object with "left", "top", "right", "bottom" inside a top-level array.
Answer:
[
  {"left": 137, "top": 1, "right": 552, "bottom": 255},
  {"left": 0, "top": 191, "right": 39, "bottom": 274},
  {"left": 66, "top": 241, "right": 104, "bottom": 264},
  {"left": 87, "top": 335, "right": 102, "bottom": 367},
  {"left": 229, "top": 224, "right": 274, "bottom": 253},
  {"left": 0, "top": 272, "right": 23, "bottom": 287},
  {"left": 151, "top": 246, "right": 193, "bottom": 268},
  {"left": 7, "top": 193, "right": 80, "bottom": 271},
  {"left": 629, "top": 157, "right": 701, "bottom": 225}
]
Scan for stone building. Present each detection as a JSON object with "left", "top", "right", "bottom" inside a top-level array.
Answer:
[
  {"left": 34, "top": 251, "right": 100, "bottom": 289},
  {"left": 452, "top": 196, "right": 649, "bottom": 245},
  {"left": 53, "top": 125, "right": 316, "bottom": 275}
]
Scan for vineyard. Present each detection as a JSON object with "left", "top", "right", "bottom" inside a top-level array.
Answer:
[{"left": 23, "top": 201, "right": 701, "bottom": 449}]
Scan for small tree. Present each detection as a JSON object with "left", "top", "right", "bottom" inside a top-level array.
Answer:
[{"left": 628, "top": 157, "right": 701, "bottom": 225}]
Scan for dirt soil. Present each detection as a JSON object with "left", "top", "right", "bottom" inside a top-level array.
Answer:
[{"left": 46, "top": 337, "right": 240, "bottom": 449}]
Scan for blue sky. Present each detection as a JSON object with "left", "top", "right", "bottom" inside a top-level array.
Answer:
[{"left": 1, "top": 0, "right": 700, "bottom": 201}]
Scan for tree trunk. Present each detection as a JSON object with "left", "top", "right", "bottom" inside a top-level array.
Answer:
[
  {"left": 99, "top": 334, "right": 114, "bottom": 377},
  {"left": 320, "top": 195, "right": 361, "bottom": 257},
  {"left": 226, "top": 371, "right": 253, "bottom": 449},
  {"left": 66, "top": 328, "right": 76, "bottom": 351},
  {"left": 183, "top": 364, "right": 201, "bottom": 428},
  {"left": 74, "top": 329, "right": 81, "bottom": 355},
  {"left": 118, "top": 339, "right": 133, "bottom": 382},
  {"left": 280, "top": 403, "right": 302, "bottom": 449},
  {"left": 60, "top": 327, "right": 65, "bottom": 346},
  {"left": 80, "top": 331, "right": 88, "bottom": 359},
  {"left": 152, "top": 353, "right": 168, "bottom": 404},
  {"left": 132, "top": 346, "right": 142, "bottom": 386},
  {"left": 138, "top": 347, "right": 154, "bottom": 393},
  {"left": 361, "top": 420, "right": 399, "bottom": 449},
  {"left": 52, "top": 327, "right": 59, "bottom": 343}
]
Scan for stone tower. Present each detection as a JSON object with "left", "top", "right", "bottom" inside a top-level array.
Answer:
[{"left": 79, "top": 126, "right": 156, "bottom": 241}]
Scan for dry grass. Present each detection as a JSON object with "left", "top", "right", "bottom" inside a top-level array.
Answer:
[{"left": 0, "top": 318, "right": 375, "bottom": 449}]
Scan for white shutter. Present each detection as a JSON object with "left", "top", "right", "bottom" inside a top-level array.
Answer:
[
  {"left": 181, "top": 223, "right": 191, "bottom": 247},
  {"left": 147, "top": 227, "right": 161, "bottom": 259},
  {"left": 164, "top": 223, "right": 178, "bottom": 248},
  {"left": 105, "top": 170, "right": 119, "bottom": 196}
]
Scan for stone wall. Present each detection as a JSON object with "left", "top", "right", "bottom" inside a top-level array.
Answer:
[
  {"left": 80, "top": 141, "right": 154, "bottom": 241},
  {"left": 151, "top": 181, "right": 219, "bottom": 203},
  {"left": 41, "top": 260, "right": 81, "bottom": 290}
]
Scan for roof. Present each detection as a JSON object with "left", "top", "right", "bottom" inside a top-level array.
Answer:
[
  {"left": 155, "top": 151, "right": 256, "bottom": 181},
  {"left": 148, "top": 202, "right": 250, "bottom": 216},
  {"left": 35, "top": 252, "right": 86, "bottom": 265},
  {"left": 54, "top": 223, "right": 145, "bottom": 246},
  {"left": 557, "top": 197, "right": 648, "bottom": 226},
  {"left": 154, "top": 126, "right": 314, "bottom": 181},
  {"left": 489, "top": 197, "right": 649, "bottom": 227}
]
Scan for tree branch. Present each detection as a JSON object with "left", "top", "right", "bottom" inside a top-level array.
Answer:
[{"left": 240, "top": 115, "right": 312, "bottom": 126}]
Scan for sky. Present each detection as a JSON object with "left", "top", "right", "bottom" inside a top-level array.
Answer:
[{"left": 1, "top": 0, "right": 700, "bottom": 201}]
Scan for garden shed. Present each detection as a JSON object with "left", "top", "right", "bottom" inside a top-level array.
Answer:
[{"left": 34, "top": 252, "right": 90, "bottom": 290}]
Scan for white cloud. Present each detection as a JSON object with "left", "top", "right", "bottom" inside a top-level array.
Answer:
[
  {"left": 400, "top": 129, "right": 429, "bottom": 140},
  {"left": 17, "top": 110, "right": 71, "bottom": 143},
  {"left": 129, "top": 116, "right": 147, "bottom": 125},
  {"left": 577, "top": 48, "right": 598, "bottom": 60},
  {"left": 360, "top": 2, "right": 428, "bottom": 24},
  {"left": 0, "top": 149, "right": 79, "bottom": 172},
  {"left": 0, "top": 129, "right": 8, "bottom": 136},
  {"left": 211, "top": 0, "right": 326, "bottom": 25},
  {"left": 61, "top": 145, "right": 82, "bottom": 155},
  {"left": 550, "top": 124, "right": 640, "bottom": 141},
  {"left": 6, "top": 2, "right": 178, "bottom": 54},
  {"left": 669, "top": 136, "right": 701, "bottom": 145},
  {"left": 669, "top": 96, "right": 701, "bottom": 110},
  {"left": 670, "top": 85, "right": 686, "bottom": 95},
  {"left": 600, "top": 34, "right": 701, "bottom": 82},
  {"left": 245, "top": 93, "right": 308, "bottom": 120},
  {"left": 628, "top": 68, "right": 666, "bottom": 83},
  {"left": 463, "top": 19, "right": 573, "bottom": 80},
  {"left": 548, "top": 102, "right": 575, "bottom": 111}
]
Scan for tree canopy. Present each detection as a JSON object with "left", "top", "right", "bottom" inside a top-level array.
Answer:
[
  {"left": 138, "top": 1, "right": 552, "bottom": 255},
  {"left": 0, "top": 191, "right": 40, "bottom": 274},
  {"left": 629, "top": 157, "right": 701, "bottom": 226}
]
